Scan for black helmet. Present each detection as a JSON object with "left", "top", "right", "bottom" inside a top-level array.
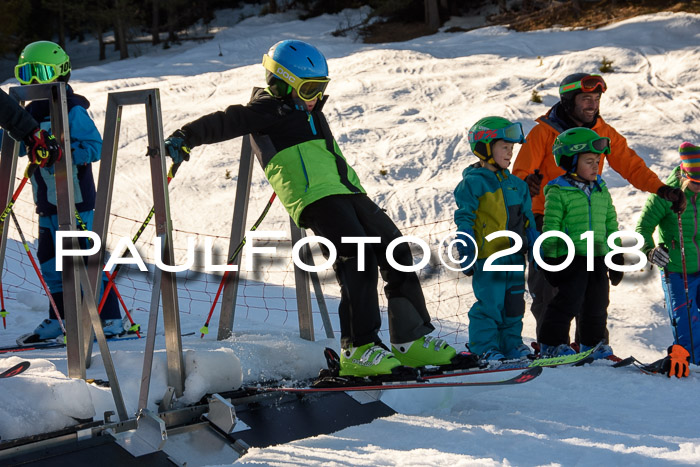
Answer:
[{"left": 559, "top": 73, "right": 607, "bottom": 114}]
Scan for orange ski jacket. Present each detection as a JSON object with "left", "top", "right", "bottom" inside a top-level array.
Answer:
[{"left": 513, "top": 106, "right": 664, "bottom": 216}]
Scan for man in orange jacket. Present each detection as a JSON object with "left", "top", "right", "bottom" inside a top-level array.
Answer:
[{"left": 512, "top": 72, "right": 686, "bottom": 341}]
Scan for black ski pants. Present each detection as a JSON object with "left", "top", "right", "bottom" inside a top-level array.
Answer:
[
  {"left": 529, "top": 214, "right": 608, "bottom": 344},
  {"left": 300, "top": 194, "right": 434, "bottom": 349},
  {"left": 538, "top": 255, "right": 609, "bottom": 347}
]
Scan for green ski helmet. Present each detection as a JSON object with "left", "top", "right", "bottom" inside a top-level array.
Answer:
[
  {"left": 15, "top": 41, "right": 71, "bottom": 85},
  {"left": 468, "top": 116, "right": 525, "bottom": 166},
  {"left": 552, "top": 127, "right": 610, "bottom": 173}
]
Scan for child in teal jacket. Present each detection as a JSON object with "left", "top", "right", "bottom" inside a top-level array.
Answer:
[
  {"left": 539, "top": 127, "right": 620, "bottom": 358},
  {"left": 454, "top": 117, "right": 537, "bottom": 361}
]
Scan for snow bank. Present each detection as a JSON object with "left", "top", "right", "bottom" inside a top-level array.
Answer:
[
  {"left": 181, "top": 347, "right": 242, "bottom": 404},
  {"left": 0, "top": 357, "right": 95, "bottom": 440}
]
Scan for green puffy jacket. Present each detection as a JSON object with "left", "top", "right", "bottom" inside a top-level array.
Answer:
[
  {"left": 542, "top": 175, "right": 619, "bottom": 257},
  {"left": 636, "top": 166, "right": 700, "bottom": 274}
]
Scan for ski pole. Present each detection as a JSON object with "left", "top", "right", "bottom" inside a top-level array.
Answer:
[
  {"left": 98, "top": 162, "right": 182, "bottom": 307},
  {"left": 0, "top": 162, "right": 41, "bottom": 331},
  {"left": 676, "top": 212, "right": 696, "bottom": 365},
  {"left": 10, "top": 210, "right": 67, "bottom": 341},
  {"left": 0, "top": 282, "right": 6, "bottom": 329},
  {"left": 200, "top": 192, "right": 277, "bottom": 338},
  {"left": 74, "top": 210, "right": 141, "bottom": 337},
  {"left": 0, "top": 162, "right": 39, "bottom": 229}
]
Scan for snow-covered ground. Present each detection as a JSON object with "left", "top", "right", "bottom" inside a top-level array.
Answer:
[{"left": 2, "top": 6, "right": 700, "bottom": 465}]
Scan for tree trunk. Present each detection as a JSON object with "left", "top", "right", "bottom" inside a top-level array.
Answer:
[
  {"left": 424, "top": 0, "right": 440, "bottom": 31},
  {"left": 269, "top": 0, "right": 277, "bottom": 14},
  {"left": 97, "top": 29, "right": 106, "bottom": 60},
  {"left": 115, "top": 1, "right": 129, "bottom": 60},
  {"left": 58, "top": 0, "right": 66, "bottom": 49},
  {"left": 572, "top": 0, "right": 582, "bottom": 17},
  {"left": 167, "top": 4, "right": 178, "bottom": 43},
  {"left": 152, "top": 0, "right": 160, "bottom": 45}
]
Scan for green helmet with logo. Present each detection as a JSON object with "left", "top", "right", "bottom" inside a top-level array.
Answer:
[
  {"left": 552, "top": 127, "right": 610, "bottom": 172},
  {"left": 468, "top": 116, "right": 525, "bottom": 165},
  {"left": 15, "top": 41, "right": 71, "bottom": 85}
]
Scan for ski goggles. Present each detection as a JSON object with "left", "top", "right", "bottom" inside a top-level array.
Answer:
[
  {"left": 15, "top": 61, "right": 69, "bottom": 85},
  {"left": 559, "top": 74, "right": 607, "bottom": 95},
  {"left": 468, "top": 122, "right": 526, "bottom": 145},
  {"left": 262, "top": 54, "right": 329, "bottom": 102},
  {"left": 553, "top": 136, "right": 611, "bottom": 159}
]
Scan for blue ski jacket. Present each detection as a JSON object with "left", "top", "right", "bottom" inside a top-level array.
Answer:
[{"left": 25, "top": 84, "right": 101, "bottom": 216}]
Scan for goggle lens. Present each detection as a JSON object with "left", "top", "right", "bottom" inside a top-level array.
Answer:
[
  {"left": 501, "top": 122, "right": 525, "bottom": 143},
  {"left": 591, "top": 137, "right": 610, "bottom": 152},
  {"left": 15, "top": 63, "right": 58, "bottom": 84},
  {"left": 580, "top": 75, "right": 607, "bottom": 93},
  {"left": 297, "top": 79, "right": 329, "bottom": 101}
]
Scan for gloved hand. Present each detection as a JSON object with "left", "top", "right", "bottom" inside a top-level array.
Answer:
[
  {"left": 647, "top": 245, "right": 670, "bottom": 268},
  {"left": 455, "top": 232, "right": 476, "bottom": 276},
  {"left": 657, "top": 185, "right": 686, "bottom": 214},
  {"left": 608, "top": 253, "right": 624, "bottom": 286},
  {"left": 164, "top": 129, "right": 191, "bottom": 164},
  {"left": 662, "top": 344, "right": 690, "bottom": 378},
  {"left": 524, "top": 169, "right": 544, "bottom": 197},
  {"left": 24, "top": 128, "right": 62, "bottom": 168}
]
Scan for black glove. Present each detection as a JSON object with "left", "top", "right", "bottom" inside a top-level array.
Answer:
[
  {"left": 524, "top": 169, "right": 544, "bottom": 197},
  {"left": 24, "top": 128, "right": 62, "bottom": 168},
  {"left": 662, "top": 344, "right": 690, "bottom": 378},
  {"left": 164, "top": 129, "right": 191, "bottom": 164},
  {"left": 657, "top": 185, "right": 686, "bottom": 214},
  {"left": 608, "top": 253, "right": 624, "bottom": 286},
  {"left": 647, "top": 245, "right": 670, "bottom": 268}
]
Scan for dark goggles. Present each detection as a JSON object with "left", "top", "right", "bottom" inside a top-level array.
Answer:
[
  {"left": 554, "top": 136, "right": 611, "bottom": 158},
  {"left": 559, "top": 74, "right": 607, "bottom": 95}
]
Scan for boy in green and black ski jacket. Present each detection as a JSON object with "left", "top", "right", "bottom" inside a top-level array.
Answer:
[
  {"left": 538, "top": 127, "right": 621, "bottom": 359},
  {"left": 164, "top": 40, "right": 460, "bottom": 378}
]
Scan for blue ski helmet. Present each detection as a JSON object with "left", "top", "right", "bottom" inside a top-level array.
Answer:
[{"left": 263, "top": 40, "right": 329, "bottom": 98}]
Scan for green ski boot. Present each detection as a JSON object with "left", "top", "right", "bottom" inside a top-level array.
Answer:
[
  {"left": 339, "top": 343, "right": 402, "bottom": 377},
  {"left": 392, "top": 336, "right": 457, "bottom": 368}
]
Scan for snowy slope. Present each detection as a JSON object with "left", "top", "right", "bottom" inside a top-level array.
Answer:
[{"left": 2, "top": 6, "right": 700, "bottom": 465}]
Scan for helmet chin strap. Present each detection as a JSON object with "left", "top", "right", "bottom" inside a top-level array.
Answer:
[{"left": 483, "top": 143, "right": 507, "bottom": 170}]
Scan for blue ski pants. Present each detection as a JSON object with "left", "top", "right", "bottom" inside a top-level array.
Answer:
[
  {"left": 468, "top": 254, "right": 526, "bottom": 355},
  {"left": 660, "top": 270, "right": 700, "bottom": 364}
]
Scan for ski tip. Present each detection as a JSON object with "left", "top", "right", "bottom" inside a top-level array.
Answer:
[
  {"left": 573, "top": 356, "right": 595, "bottom": 367},
  {"left": 520, "top": 365, "right": 543, "bottom": 379},
  {"left": 0, "top": 361, "right": 30, "bottom": 378},
  {"left": 611, "top": 356, "right": 637, "bottom": 368}
]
